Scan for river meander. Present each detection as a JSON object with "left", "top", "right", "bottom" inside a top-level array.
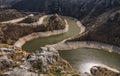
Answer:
[
  {"left": 22, "top": 16, "right": 120, "bottom": 73},
  {"left": 59, "top": 48, "right": 120, "bottom": 73},
  {"left": 22, "top": 18, "right": 80, "bottom": 51}
]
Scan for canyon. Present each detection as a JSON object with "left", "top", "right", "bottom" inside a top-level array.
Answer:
[{"left": 0, "top": 0, "right": 120, "bottom": 76}]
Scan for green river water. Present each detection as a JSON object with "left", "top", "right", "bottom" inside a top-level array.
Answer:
[
  {"left": 22, "top": 18, "right": 80, "bottom": 51},
  {"left": 59, "top": 48, "right": 120, "bottom": 73},
  {"left": 22, "top": 17, "right": 120, "bottom": 73}
]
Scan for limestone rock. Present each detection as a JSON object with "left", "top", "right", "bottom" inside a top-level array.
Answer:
[
  {"left": 0, "top": 45, "right": 78, "bottom": 75},
  {"left": 25, "top": 47, "right": 60, "bottom": 73},
  {"left": 90, "top": 66, "right": 120, "bottom": 76}
]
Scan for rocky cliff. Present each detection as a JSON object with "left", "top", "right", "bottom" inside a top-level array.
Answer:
[{"left": 0, "top": 44, "right": 79, "bottom": 76}]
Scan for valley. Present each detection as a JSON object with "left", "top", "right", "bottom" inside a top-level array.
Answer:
[{"left": 0, "top": 0, "right": 120, "bottom": 76}]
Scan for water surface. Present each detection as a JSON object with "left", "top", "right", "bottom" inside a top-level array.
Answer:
[
  {"left": 59, "top": 48, "right": 120, "bottom": 73},
  {"left": 22, "top": 18, "right": 80, "bottom": 52},
  {"left": 22, "top": 16, "right": 120, "bottom": 73}
]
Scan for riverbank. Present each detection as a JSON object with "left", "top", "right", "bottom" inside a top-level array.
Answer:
[
  {"left": 46, "top": 41, "right": 120, "bottom": 54},
  {"left": 1, "top": 14, "right": 34, "bottom": 23},
  {"left": 14, "top": 17, "right": 69, "bottom": 48},
  {"left": 19, "top": 15, "right": 48, "bottom": 27},
  {"left": 46, "top": 15, "right": 120, "bottom": 54}
]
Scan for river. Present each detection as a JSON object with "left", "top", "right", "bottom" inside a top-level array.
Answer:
[
  {"left": 59, "top": 48, "right": 120, "bottom": 73},
  {"left": 22, "top": 18, "right": 80, "bottom": 52},
  {"left": 22, "top": 16, "right": 120, "bottom": 73}
]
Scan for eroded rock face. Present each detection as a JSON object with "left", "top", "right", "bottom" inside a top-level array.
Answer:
[
  {"left": 0, "top": 44, "right": 28, "bottom": 74},
  {"left": 90, "top": 66, "right": 120, "bottom": 76},
  {"left": 25, "top": 47, "right": 59, "bottom": 73}
]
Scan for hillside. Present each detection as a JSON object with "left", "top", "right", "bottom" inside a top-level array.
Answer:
[
  {"left": 0, "top": 44, "right": 79, "bottom": 75},
  {"left": 12, "top": 0, "right": 120, "bottom": 19},
  {"left": 69, "top": 9, "right": 120, "bottom": 47},
  {"left": 1, "top": 0, "right": 120, "bottom": 75},
  {"left": 0, "top": 14, "right": 66, "bottom": 45},
  {"left": 0, "top": 9, "right": 25, "bottom": 22},
  {"left": 12, "top": 0, "right": 120, "bottom": 47}
]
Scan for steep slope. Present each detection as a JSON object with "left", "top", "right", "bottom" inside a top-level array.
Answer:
[
  {"left": 69, "top": 9, "right": 120, "bottom": 47},
  {"left": 0, "top": 0, "right": 21, "bottom": 5},
  {"left": 0, "top": 9, "right": 25, "bottom": 22},
  {"left": 12, "top": 0, "right": 120, "bottom": 19},
  {"left": 0, "top": 44, "right": 79, "bottom": 75}
]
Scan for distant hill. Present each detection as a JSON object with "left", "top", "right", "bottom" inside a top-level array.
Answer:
[
  {"left": 0, "top": 0, "right": 21, "bottom": 8},
  {"left": 12, "top": 0, "right": 120, "bottom": 19},
  {"left": 6, "top": 0, "right": 120, "bottom": 47}
]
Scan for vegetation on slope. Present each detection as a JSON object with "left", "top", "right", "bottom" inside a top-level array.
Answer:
[
  {"left": 0, "top": 44, "right": 80, "bottom": 76},
  {"left": 46, "top": 14, "right": 65, "bottom": 31},
  {"left": 69, "top": 9, "right": 120, "bottom": 47},
  {"left": 12, "top": 0, "right": 120, "bottom": 19},
  {"left": 0, "top": 14, "right": 66, "bottom": 45},
  {"left": 0, "top": 9, "right": 25, "bottom": 22}
]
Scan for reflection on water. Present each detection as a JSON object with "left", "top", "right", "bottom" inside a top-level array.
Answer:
[
  {"left": 80, "top": 62, "right": 120, "bottom": 73},
  {"left": 80, "top": 62, "right": 100, "bottom": 73},
  {"left": 59, "top": 48, "right": 120, "bottom": 73}
]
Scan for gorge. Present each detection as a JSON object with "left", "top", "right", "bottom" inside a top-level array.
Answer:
[{"left": 0, "top": 0, "right": 120, "bottom": 76}]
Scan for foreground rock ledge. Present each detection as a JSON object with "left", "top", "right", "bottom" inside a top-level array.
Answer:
[{"left": 0, "top": 44, "right": 79, "bottom": 76}]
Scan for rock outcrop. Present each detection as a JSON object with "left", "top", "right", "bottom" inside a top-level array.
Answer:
[
  {"left": 0, "top": 44, "right": 28, "bottom": 74},
  {"left": 0, "top": 44, "right": 79, "bottom": 76},
  {"left": 46, "top": 14, "right": 65, "bottom": 31},
  {"left": 90, "top": 66, "right": 120, "bottom": 76}
]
